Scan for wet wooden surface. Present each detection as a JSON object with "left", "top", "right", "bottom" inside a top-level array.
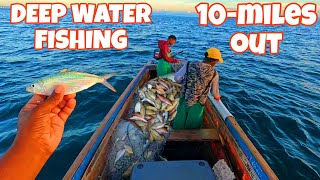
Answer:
[{"left": 168, "top": 129, "right": 219, "bottom": 141}]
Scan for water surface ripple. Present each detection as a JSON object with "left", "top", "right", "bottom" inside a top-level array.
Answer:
[{"left": 0, "top": 10, "right": 319, "bottom": 179}]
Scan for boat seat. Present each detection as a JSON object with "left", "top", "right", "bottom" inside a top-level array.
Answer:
[{"left": 168, "top": 129, "right": 220, "bottom": 141}]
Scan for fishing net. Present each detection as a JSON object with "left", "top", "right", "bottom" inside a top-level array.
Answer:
[
  {"left": 171, "top": 61, "right": 185, "bottom": 72},
  {"left": 105, "top": 77, "right": 181, "bottom": 180}
]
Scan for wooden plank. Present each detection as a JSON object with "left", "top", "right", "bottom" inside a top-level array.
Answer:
[
  {"left": 168, "top": 129, "right": 219, "bottom": 141},
  {"left": 82, "top": 68, "right": 151, "bottom": 179},
  {"left": 227, "top": 116, "right": 278, "bottom": 180},
  {"left": 63, "top": 65, "right": 150, "bottom": 180}
]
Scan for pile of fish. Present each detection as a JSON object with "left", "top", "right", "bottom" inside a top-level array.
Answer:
[{"left": 129, "top": 76, "right": 181, "bottom": 142}]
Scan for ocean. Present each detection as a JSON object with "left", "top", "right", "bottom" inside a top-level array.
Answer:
[{"left": 0, "top": 9, "right": 319, "bottom": 179}]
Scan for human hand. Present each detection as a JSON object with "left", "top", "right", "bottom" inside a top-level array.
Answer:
[
  {"left": 174, "top": 59, "right": 181, "bottom": 63},
  {"left": 0, "top": 85, "right": 76, "bottom": 179},
  {"left": 17, "top": 85, "right": 76, "bottom": 156}
]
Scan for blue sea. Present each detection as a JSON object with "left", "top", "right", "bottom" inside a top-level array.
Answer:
[{"left": 0, "top": 9, "right": 319, "bottom": 179}]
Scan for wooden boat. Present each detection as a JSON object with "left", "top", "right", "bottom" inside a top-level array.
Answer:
[{"left": 64, "top": 64, "right": 278, "bottom": 180}]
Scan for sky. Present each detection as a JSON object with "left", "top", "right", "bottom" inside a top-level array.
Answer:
[{"left": 1, "top": 0, "right": 319, "bottom": 12}]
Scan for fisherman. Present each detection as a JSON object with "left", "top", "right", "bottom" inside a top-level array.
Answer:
[
  {"left": 0, "top": 86, "right": 76, "bottom": 179},
  {"left": 172, "top": 48, "right": 223, "bottom": 129},
  {"left": 156, "top": 35, "right": 180, "bottom": 76}
]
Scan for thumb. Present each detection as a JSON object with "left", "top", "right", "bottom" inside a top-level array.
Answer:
[{"left": 39, "top": 85, "right": 65, "bottom": 112}]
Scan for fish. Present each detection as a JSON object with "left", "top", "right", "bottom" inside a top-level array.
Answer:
[
  {"left": 150, "top": 89, "right": 157, "bottom": 93},
  {"left": 129, "top": 116, "right": 147, "bottom": 123},
  {"left": 149, "top": 133, "right": 154, "bottom": 142},
  {"left": 147, "top": 84, "right": 153, "bottom": 89},
  {"left": 155, "top": 84, "right": 165, "bottom": 91},
  {"left": 164, "top": 78, "right": 174, "bottom": 87},
  {"left": 157, "top": 94, "right": 172, "bottom": 105},
  {"left": 142, "top": 98, "right": 156, "bottom": 106},
  {"left": 168, "top": 111, "right": 177, "bottom": 122},
  {"left": 135, "top": 102, "right": 141, "bottom": 113},
  {"left": 135, "top": 121, "right": 147, "bottom": 127},
  {"left": 157, "top": 113, "right": 164, "bottom": 123},
  {"left": 124, "top": 145, "right": 133, "bottom": 155},
  {"left": 159, "top": 80, "right": 169, "bottom": 89},
  {"left": 163, "top": 112, "right": 169, "bottom": 123},
  {"left": 140, "top": 105, "right": 146, "bottom": 117},
  {"left": 168, "top": 94, "right": 175, "bottom": 101},
  {"left": 165, "top": 104, "right": 175, "bottom": 112},
  {"left": 150, "top": 129, "right": 164, "bottom": 142},
  {"left": 140, "top": 125, "right": 147, "bottom": 132},
  {"left": 147, "top": 90, "right": 156, "bottom": 100},
  {"left": 158, "top": 84, "right": 168, "bottom": 90},
  {"left": 165, "top": 88, "right": 174, "bottom": 94},
  {"left": 138, "top": 90, "right": 146, "bottom": 99},
  {"left": 173, "top": 89, "right": 178, "bottom": 97},
  {"left": 161, "top": 103, "right": 168, "bottom": 111},
  {"left": 156, "top": 88, "right": 166, "bottom": 95},
  {"left": 141, "top": 87, "right": 148, "bottom": 92},
  {"left": 156, "top": 128, "right": 169, "bottom": 134},
  {"left": 169, "top": 106, "right": 177, "bottom": 115},
  {"left": 146, "top": 151, "right": 153, "bottom": 159},
  {"left": 152, "top": 122, "right": 165, "bottom": 129},
  {"left": 146, "top": 110, "right": 156, "bottom": 115},
  {"left": 145, "top": 115, "right": 154, "bottom": 120},
  {"left": 27, "top": 70, "right": 117, "bottom": 95},
  {"left": 145, "top": 106, "right": 157, "bottom": 111},
  {"left": 174, "top": 82, "right": 182, "bottom": 88},
  {"left": 149, "top": 118, "right": 155, "bottom": 125},
  {"left": 173, "top": 98, "right": 179, "bottom": 106},
  {"left": 155, "top": 98, "right": 162, "bottom": 109},
  {"left": 165, "top": 99, "right": 179, "bottom": 111},
  {"left": 115, "top": 149, "right": 126, "bottom": 164},
  {"left": 154, "top": 118, "right": 160, "bottom": 123},
  {"left": 145, "top": 91, "right": 155, "bottom": 100},
  {"left": 133, "top": 113, "right": 144, "bottom": 118}
]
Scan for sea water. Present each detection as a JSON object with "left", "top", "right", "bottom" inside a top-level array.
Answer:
[{"left": 0, "top": 10, "right": 319, "bottom": 179}]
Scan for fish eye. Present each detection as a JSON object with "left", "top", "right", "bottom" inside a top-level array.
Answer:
[{"left": 32, "top": 84, "right": 35, "bottom": 87}]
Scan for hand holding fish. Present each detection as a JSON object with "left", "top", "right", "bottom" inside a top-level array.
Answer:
[{"left": 0, "top": 85, "right": 76, "bottom": 179}]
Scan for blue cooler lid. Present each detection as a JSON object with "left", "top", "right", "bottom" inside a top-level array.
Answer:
[{"left": 131, "top": 160, "right": 216, "bottom": 180}]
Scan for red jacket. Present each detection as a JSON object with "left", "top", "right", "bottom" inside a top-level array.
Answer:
[{"left": 158, "top": 40, "right": 179, "bottom": 63}]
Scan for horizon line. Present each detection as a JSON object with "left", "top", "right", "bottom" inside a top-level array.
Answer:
[{"left": 0, "top": 4, "right": 319, "bottom": 13}]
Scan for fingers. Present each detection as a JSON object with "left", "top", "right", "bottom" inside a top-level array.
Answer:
[
  {"left": 50, "top": 94, "right": 76, "bottom": 115},
  {"left": 58, "top": 99, "right": 76, "bottom": 123},
  {"left": 21, "top": 94, "right": 47, "bottom": 111},
  {"left": 57, "top": 99, "right": 67, "bottom": 109},
  {"left": 51, "top": 93, "right": 76, "bottom": 114},
  {"left": 64, "top": 94, "right": 76, "bottom": 101},
  {"left": 38, "top": 85, "right": 65, "bottom": 112},
  {"left": 26, "top": 94, "right": 47, "bottom": 105}
]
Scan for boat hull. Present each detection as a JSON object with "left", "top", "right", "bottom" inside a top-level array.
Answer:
[{"left": 64, "top": 64, "right": 277, "bottom": 180}]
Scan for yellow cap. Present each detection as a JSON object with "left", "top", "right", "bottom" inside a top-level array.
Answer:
[{"left": 207, "top": 48, "right": 224, "bottom": 63}]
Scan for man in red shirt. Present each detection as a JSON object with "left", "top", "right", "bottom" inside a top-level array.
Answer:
[{"left": 156, "top": 35, "right": 180, "bottom": 76}]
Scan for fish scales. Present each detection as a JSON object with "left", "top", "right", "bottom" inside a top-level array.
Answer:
[{"left": 27, "top": 71, "right": 116, "bottom": 95}]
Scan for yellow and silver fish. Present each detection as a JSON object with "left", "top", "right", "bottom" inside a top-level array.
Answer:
[{"left": 26, "top": 69, "right": 117, "bottom": 95}]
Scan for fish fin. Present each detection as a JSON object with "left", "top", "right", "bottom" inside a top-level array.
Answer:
[
  {"left": 101, "top": 73, "right": 117, "bottom": 92},
  {"left": 103, "top": 72, "right": 117, "bottom": 80},
  {"left": 101, "top": 81, "right": 117, "bottom": 92},
  {"left": 60, "top": 69, "right": 69, "bottom": 73}
]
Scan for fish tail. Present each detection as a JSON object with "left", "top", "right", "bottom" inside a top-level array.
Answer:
[
  {"left": 101, "top": 73, "right": 117, "bottom": 92},
  {"left": 103, "top": 72, "right": 117, "bottom": 80}
]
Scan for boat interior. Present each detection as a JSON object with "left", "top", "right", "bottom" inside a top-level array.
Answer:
[{"left": 64, "top": 64, "right": 277, "bottom": 180}]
